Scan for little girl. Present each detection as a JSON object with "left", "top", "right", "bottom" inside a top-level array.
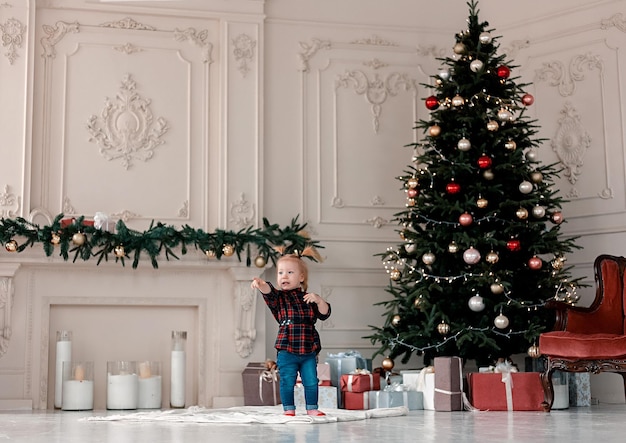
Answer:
[{"left": 251, "top": 253, "right": 331, "bottom": 416}]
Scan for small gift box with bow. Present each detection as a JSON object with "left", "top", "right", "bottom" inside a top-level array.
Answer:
[{"left": 241, "top": 360, "right": 281, "bottom": 406}]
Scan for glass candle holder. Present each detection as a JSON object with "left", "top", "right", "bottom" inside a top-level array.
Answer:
[
  {"left": 137, "top": 361, "right": 162, "bottom": 409},
  {"left": 170, "top": 331, "right": 187, "bottom": 408},
  {"left": 107, "top": 361, "right": 138, "bottom": 410},
  {"left": 61, "top": 361, "right": 94, "bottom": 411},
  {"left": 54, "top": 330, "right": 72, "bottom": 409}
]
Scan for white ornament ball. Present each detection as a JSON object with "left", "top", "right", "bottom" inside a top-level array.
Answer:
[
  {"left": 470, "top": 59, "right": 484, "bottom": 72},
  {"left": 486, "top": 120, "right": 499, "bottom": 131},
  {"left": 452, "top": 95, "right": 465, "bottom": 107},
  {"left": 525, "top": 149, "right": 539, "bottom": 162},
  {"left": 438, "top": 69, "right": 450, "bottom": 80},
  {"left": 490, "top": 283, "right": 504, "bottom": 294},
  {"left": 532, "top": 205, "right": 546, "bottom": 218},
  {"left": 483, "top": 169, "right": 494, "bottom": 180},
  {"left": 463, "top": 247, "right": 481, "bottom": 265},
  {"left": 468, "top": 295, "right": 485, "bottom": 312},
  {"left": 404, "top": 243, "right": 417, "bottom": 254},
  {"left": 518, "top": 180, "right": 533, "bottom": 194},
  {"left": 422, "top": 252, "right": 436, "bottom": 265},
  {"left": 494, "top": 314, "right": 510, "bottom": 329},
  {"left": 457, "top": 138, "right": 471, "bottom": 151},
  {"left": 479, "top": 32, "right": 492, "bottom": 44},
  {"left": 497, "top": 108, "right": 513, "bottom": 121}
]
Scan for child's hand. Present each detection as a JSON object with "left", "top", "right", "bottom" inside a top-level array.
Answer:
[
  {"left": 303, "top": 292, "right": 322, "bottom": 304},
  {"left": 251, "top": 277, "right": 270, "bottom": 293}
]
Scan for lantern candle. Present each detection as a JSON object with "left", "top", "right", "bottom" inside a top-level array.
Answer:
[
  {"left": 137, "top": 361, "right": 162, "bottom": 409},
  {"left": 107, "top": 361, "right": 138, "bottom": 410},
  {"left": 61, "top": 361, "right": 94, "bottom": 411}
]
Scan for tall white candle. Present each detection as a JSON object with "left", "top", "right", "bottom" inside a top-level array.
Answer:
[
  {"left": 107, "top": 373, "right": 138, "bottom": 410},
  {"left": 62, "top": 380, "right": 94, "bottom": 410},
  {"left": 54, "top": 331, "right": 72, "bottom": 409},
  {"left": 170, "top": 350, "right": 185, "bottom": 407},
  {"left": 138, "top": 375, "right": 162, "bottom": 409}
]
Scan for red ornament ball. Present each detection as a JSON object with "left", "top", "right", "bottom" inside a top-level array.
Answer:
[
  {"left": 551, "top": 211, "right": 564, "bottom": 224},
  {"left": 459, "top": 212, "right": 473, "bottom": 226},
  {"left": 446, "top": 182, "right": 461, "bottom": 194},
  {"left": 522, "top": 93, "right": 535, "bottom": 106},
  {"left": 407, "top": 188, "right": 418, "bottom": 198},
  {"left": 497, "top": 65, "right": 511, "bottom": 79},
  {"left": 528, "top": 256, "right": 543, "bottom": 270},
  {"left": 506, "top": 239, "right": 521, "bottom": 252},
  {"left": 477, "top": 155, "right": 492, "bottom": 169},
  {"left": 425, "top": 95, "right": 439, "bottom": 110}
]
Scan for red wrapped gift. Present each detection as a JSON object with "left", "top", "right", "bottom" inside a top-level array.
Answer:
[
  {"left": 340, "top": 371, "right": 380, "bottom": 393},
  {"left": 466, "top": 372, "right": 544, "bottom": 411},
  {"left": 61, "top": 218, "right": 95, "bottom": 228},
  {"left": 343, "top": 391, "right": 370, "bottom": 410}
]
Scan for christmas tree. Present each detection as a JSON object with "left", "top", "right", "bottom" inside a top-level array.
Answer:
[{"left": 367, "top": 0, "right": 582, "bottom": 367}]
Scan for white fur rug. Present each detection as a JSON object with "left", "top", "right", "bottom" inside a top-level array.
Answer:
[{"left": 84, "top": 405, "right": 408, "bottom": 425}]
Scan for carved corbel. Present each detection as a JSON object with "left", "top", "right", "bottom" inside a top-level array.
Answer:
[
  {"left": 0, "top": 263, "right": 20, "bottom": 359},
  {"left": 228, "top": 266, "right": 265, "bottom": 358}
]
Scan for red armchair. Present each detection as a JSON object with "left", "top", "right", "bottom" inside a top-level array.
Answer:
[{"left": 539, "top": 254, "right": 626, "bottom": 411}]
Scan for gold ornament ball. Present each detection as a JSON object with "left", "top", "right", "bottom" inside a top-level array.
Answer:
[
  {"left": 437, "top": 321, "right": 450, "bottom": 336},
  {"left": 516, "top": 207, "right": 529, "bottom": 220},
  {"left": 381, "top": 357, "right": 395, "bottom": 371},
  {"left": 486, "top": 251, "right": 499, "bottom": 264},
  {"left": 391, "top": 315, "right": 401, "bottom": 326},
  {"left": 72, "top": 232, "right": 86, "bottom": 246},
  {"left": 451, "top": 94, "right": 465, "bottom": 107},
  {"left": 504, "top": 140, "right": 517, "bottom": 151},
  {"left": 527, "top": 344, "right": 541, "bottom": 358},
  {"left": 390, "top": 268, "right": 402, "bottom": 281},
  {"left": 222, "top": 244, "right": 235, "bottom": 256},
  {"left": 453, "top": 42, "right": 466, "bottom": 54},
  {"left": 486, "top": 120, "right": 499, "bottom": 131},
  {"left": 530, "top": 171, "right": 544, "bottom": 183},
  {"left": 422, "top": 252, "right": 436, "bottom": 265},
  {"left": 50, "top": 233, "right": 61, "bottom": 245},
  {"left": 254, "top": 256, "right": 267, "bottom": 268},
  {"left": 490, "top": 282, "right": 504, "bottom": 294},
  {"left": 428, "top": 124, "right": 441, "bottom": 137},
  {"left": 414, "top": 296, "right": 425, "bottom": 309},
  {"left": 476, "top": 197, "right": 488, "bottom": 209},
  {"left": 114, "top": 245, "right": 125, "bottom": 258},
  {"left": 407, "top": 177, "right": 419, "bottom": 189},
  {"left": 205, "top": 249, "right": 216, "bottom": 259},
  {"left": 5, "top": 240, "right": 17, "bottom": 253},
  {"left": 448, "top": 241, "right": 459, "bottom": 254}
]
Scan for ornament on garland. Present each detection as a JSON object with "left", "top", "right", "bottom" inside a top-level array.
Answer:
[
  {"left": 459, "top": 212, "right": 473, "bottom": 226},
  {"left": 451, "top": 94, "right": 465, "bottom": 107},
  {"left": 51, "top": 233, "right": 61, "bottom": 245},
  {"left": 72, "top": 232, "right": 86, "bottom": 246},
  {"left": 254, "top": 256, "right": 267, "bottom": 268},
  {"left": 390, "top": 268, "right": 401, "bottom": 281},
  {"left": 422, "top": 252, "right": 436, "bottom": 265},
  {"left": 114, "top": 245, "right": 125, "bottom": 258},
  {"left": 5, "top": 240, "right": 17, "bottom": 252},
  {"left": 222, "top": 244, "right": 235, "bottom": 256},
  {"left": 205, "top": 249, "right": 216, "bottom": 259}
]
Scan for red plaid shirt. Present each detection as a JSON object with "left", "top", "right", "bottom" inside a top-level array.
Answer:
[{"left": 262, "top": 282, "right": 331, "bottom": 355}]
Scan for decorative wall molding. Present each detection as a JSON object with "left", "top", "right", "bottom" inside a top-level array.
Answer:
[
  {"left": 350, "top": 34, "right": 398, "bottom": 46},
  {"left": 335, "top": 70, "right": 417, "bottom": 134},
  {"left": 229, "top": 193, "right": 254, "bottom": 229},
  {"left": 502, "top": 39, "right": 530, "bottom": 59},
  {"left": 535, "top": 52, "right": 604, "bottom": 97},
  {"left": 297, "top": 38, "right": 331, "bottom": 72},
  {"left": 174, "top": 27, "right": 213, "bottom": 64},
  {"left": 86, "top": 74, "right": 170, "bottom": 170},
  {"left": 0, "top": 17, "right": 25, "bottom": 64},
  {"left": 100, "top": 17, "right": 156, "bottom": 31},
  {"left": 113, "top": 43, "right": 144, "bottom": 55},
  {"left": 366, "top": 216, "right": 389, "bottom": 229},
  {"left": 551, "top": 101, "right": 592, "bottom": 185},
  {"left": 229, "top": 267, "right": 265, "bottom": 358},
  {"left": 0, "top": 264, "right": 20, "bottom": 360},
  {"left": 600, "top": 12, "right": 626, "bottom": 32},
  {"left": 232, "top": 33, "right": 256, "bottom": 78},
  {"left": 110, "top": 209, "right": 141, "bottom": 222},
  {"left": 40, "top": 20, "right": 79, "bottom": 59},
  {"left": 0, "top": 185, "right": 20, "bottom": 218},
  {"left": 178, "top": 200, "right": 189, "bottom": 218}
]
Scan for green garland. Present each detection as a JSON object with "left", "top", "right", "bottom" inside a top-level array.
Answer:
[{"left": 0, "top": 214, "right": 323, "bottom": 269}]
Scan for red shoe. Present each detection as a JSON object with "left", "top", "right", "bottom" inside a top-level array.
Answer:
[
  {"left": 306, "top": 410, "right": 326, "bottom": 417},
  {"left": 284, "top": 410, "right": 296, "bottom": 416}
]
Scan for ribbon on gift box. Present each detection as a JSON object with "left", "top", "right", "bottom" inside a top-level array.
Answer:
[
  {"left": 259, "top": 368, "right": 279, "bottom": 405},
  {"left": 416, "top": 366, "right": 434, "bottom": 391},
  {"left": 327, "top": 350, "right": 367, "bottom": 374},
  {"left": 343, "top": 369, "right": 374, "bottom": 392},
  {"left": 494, "top": 361, "right": 518, "bottom": 411}
]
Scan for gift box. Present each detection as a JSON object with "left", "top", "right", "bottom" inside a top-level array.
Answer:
[
  {"left": 568, "top": 372, "right": 591, "bottom": 407},
  {"left": 61, "top": 218, "right": 95, "bottom": 228},
  {"left": 241, "top": 362, "right": 281, "bottom": 406},
  {"left": 551, "top": 371, "right": 569, "bottom": 410},
  {"left": 343, "top": 391, "right": 371, "bottom": 410},
  {"left": 294, "top": 384, "right": 337, "bottom": 409},
  {"left": 368, "top": 389, "right": 423, "bottom": 410},
  {"left": 296, "top": 363, "right": 332, "bottom": 386},
  {"left": 401, "top": 368, "right": 435, "bottom": 410},
  {"left": 340, "top": 371, "right": 380, "bottom": 393},
  {"left": 325, "top": 351, "right": 371, "bottom": 387},
  {"left": 466, "top": 372, "right": 544, "bottom": 411},
  {"left": 434, "top": 357, "right": 463, "bottom": 411}
]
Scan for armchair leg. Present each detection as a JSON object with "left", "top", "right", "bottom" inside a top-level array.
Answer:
[{"left": 540, "top": 364, "right": 555, "bottom": 412}]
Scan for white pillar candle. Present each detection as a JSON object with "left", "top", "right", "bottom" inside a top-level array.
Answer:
[
  {"left": 170, "top": 350, "right": 185, "bottom": 408},
  {"left": 138, "top": 375, "right": 162, "bottom": 409},
  {"left": 62, "top": 380, "right": 94, "bottom": 410},
  {"left": 107, "top": 373, "right": 138, "bottom": 410},
  {"left": 54, "top": 331, "right": 72, "bottom": 409}
]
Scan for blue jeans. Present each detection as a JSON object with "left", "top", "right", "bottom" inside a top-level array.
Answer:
[{"left": 277, "top": 350, "right": 319, "bottom": 411}]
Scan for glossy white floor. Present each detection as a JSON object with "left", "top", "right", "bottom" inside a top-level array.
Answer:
[{"left": 1, "top": 403, "right": 625, "bottom": 443}]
